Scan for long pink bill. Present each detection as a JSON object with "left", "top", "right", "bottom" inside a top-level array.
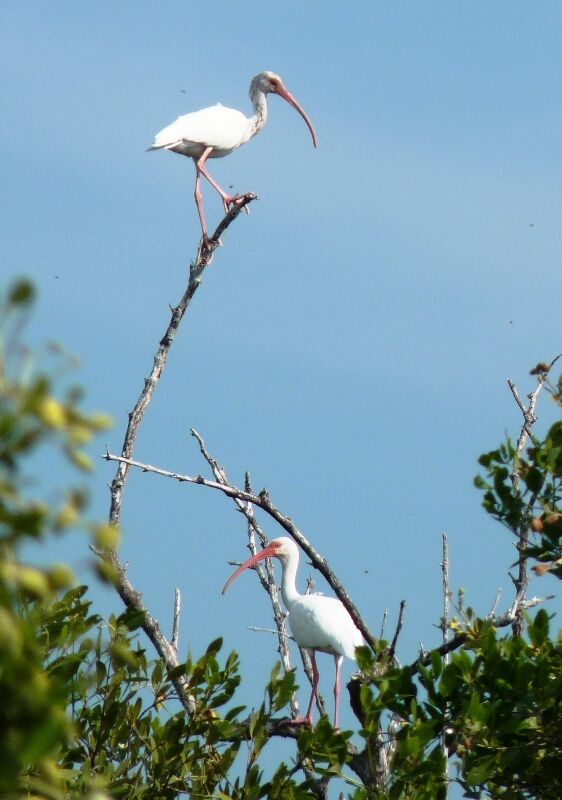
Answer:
[
  {"left": 275, "top": 84, "right": 318, "bottom": 148},
  {"left": 222, "top": 544, "right": 277, "bottom": 594}
]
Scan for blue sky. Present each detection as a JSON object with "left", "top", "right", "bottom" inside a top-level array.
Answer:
[{"left": 3, "top": 1, "right": 562, "bottom": 747}]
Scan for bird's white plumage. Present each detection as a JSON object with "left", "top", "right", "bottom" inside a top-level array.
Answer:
[
  {"left": 222, "top": 536, "right": 363, "bottom": 727},
  {"left": 148, "top": 72, "right": 317, "bottom": 246},
  {"left": 288, "top": 594, "right": 363, "bottom": 659},
  {"left": 150, "top": 104, "right": 254, "bottom": 158}
]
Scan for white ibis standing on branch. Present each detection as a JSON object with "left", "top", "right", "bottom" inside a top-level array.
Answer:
[
  {"left": 148, "top": 72, "right": 317, "bottom": 248},
  {"left": 222, "top": 537, "right": 363, "bottom": 729}
]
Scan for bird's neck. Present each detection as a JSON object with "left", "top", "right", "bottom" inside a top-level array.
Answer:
[
  {"left": 245, "top": 90, "right": 268, "bottom": 143},
  {"left": 279, "top": 555, "right": 300, "bottom": 610}
]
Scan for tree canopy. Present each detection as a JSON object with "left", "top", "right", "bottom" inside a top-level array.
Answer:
[{"left": 1, "top": 274, "right": 560, "bottom": 799}]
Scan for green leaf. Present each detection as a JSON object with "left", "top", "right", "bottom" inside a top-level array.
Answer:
[{"left": 466, "top": 754, "right": 497, "bottom": 784}]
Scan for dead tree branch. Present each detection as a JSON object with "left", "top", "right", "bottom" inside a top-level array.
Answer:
[
  {"left": 388, "top": 600, "right": 406, "bottom": 663},
  {"left": 103, "top": 447, "right": 376, "bottom": 651},
  {"left": 190, "top": 430, "right": 303, "bottom": 719},
  {"left": 90, "top": 544, "right": 195, "bottom": 714},
  {"left": 99, "top": 202, "right": 255, "bottom": 712},
  {"left": 171, "top": 588, "right": 181, "bottom": 654},
  {"left": 507, "top": 353, "right": 560, "bottom": 635},
  {"left": 440, "top": 533, "right": 451, "bottom": 796},
  {"left": 108, "top": 196, "right": 256, "bottom": 531}
]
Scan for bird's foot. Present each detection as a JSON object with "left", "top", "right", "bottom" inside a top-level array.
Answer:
[
  {"left": 223, "top": 194, "right": 250, "bottom": 215},
  {"left": 291, "top": 716, "right": 313, "bottom": 726},
  {"left": 200, "top": 234, "right": 222, "bottom": 257}
]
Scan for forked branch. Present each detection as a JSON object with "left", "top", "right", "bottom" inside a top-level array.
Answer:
[
  {"left": 507, "top": 353, "right": 560, "bottom": 635},
  {"left": 103, "top": 447, "right": 376, "bottom": 650}
]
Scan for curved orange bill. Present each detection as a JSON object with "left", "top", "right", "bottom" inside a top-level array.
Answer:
[
  {"left": 222, "top": 543, "right": 278, "bottom": 594},
  {"left": 275, "top": 83, "right": 318, "bottom": 148}
]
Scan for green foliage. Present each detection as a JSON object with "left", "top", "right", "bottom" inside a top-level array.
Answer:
[
  {"left": 476, "top": 376, "right": 562, "bottom": 578},
  {"left": 0, "top": 281, "right": 354, "bottom": 798},
  {"left": 351, "top": 616, "right": 562, "bottom": 799},
  {"left": 0, "top": 281, "right": 111, "bottom": 795},
  {"left": 2, "top": 283, "right": 561, "bottom": 800}
]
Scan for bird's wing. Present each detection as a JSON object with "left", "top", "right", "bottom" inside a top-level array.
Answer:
[
  {"left": 150, "top": 104, "right": 251, "bottom": 153},
  {"left": 289, "top": 596, "right": 363, "bottom": 659}
]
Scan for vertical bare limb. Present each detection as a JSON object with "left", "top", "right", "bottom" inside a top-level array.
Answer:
[
  {"left": 171, "top": 588, "right": 181, "bottom": 654},
  {"left": 191, "top": 430, "right": 328, "bottom": 720},
  {"left": 99, "top": 205, "right": 255, "bottom": 710},
  {"left": 387, "top": 601, "right": 406, "bottom": 663},
  {"left": 440, "top": 532, "right": 450, "bottom": 796},
  {"left": 108, "top": 196, "right": 256, "bottom": 531},
  {"left": 440, "top": 533, "right": 450, "bottom": 655},
  {"left": 190, "top": 432, "right": 292, "bottom": 661},
  {"left": 91, "top": 545, "right": 195, "bottom": 714},
  {"left": 379, "top": 609, "right": 388, "bottom": 640},
  {"left": 243, "top": 473, "right": 302, "bottom": 719},
  {"left": 507, "top": 355, "right": 560, "bottom": 635}
]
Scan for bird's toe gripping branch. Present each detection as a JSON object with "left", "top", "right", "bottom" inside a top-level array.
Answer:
[{"left": 198, "top": 193, "right": 258, "bottom": 258}]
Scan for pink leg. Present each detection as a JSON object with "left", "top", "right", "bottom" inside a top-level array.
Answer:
[
  {"left": 304, "top": 651, "right": 320, "bottom": 725},
  {"left": 193, "top": 148, "right": 213, "bottom": 247},
  {"left": 196, "top": 149, "right": 243, "bottom": 213},
  {"left": 333, "top": 655, "right": 343, "bottom": 729}
]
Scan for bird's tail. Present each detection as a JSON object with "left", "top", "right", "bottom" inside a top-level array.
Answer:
[{"left": 146, "top": 141, "right": 183, "bottom": 153}]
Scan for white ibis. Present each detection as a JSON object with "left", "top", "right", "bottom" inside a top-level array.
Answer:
[
  {"left": 148, "top": 72, "right": 317, "bottom": 249},
  {"left": 222, "top": 537, "right": 363, "bottom": 729}
]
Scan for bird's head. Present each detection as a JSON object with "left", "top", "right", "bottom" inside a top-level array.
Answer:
[
  {"left": 221, "top": 537, "right": 298, "bottom": 594},
  {"left": 251, "top": 71, "right": 284, "bottom": 96},
  {"left": 250, "top": 71, "right": 317, "bottom": 147}
]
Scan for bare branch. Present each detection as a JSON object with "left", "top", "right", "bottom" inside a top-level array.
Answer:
[
  {"left": 388, "top": 600, "right": 406, "bottom": 662},
  {"left": 103, "top": 447, "right": 377, "bottom": 650},
  {"left": 506, "top": 354, "right": 560, "bottom": 636},
  {"left": 171, "top": 588, "right": 180, "bottom": 654},
  {"left": 440, "top": 533, "right": 450, "bottom": 797},
  {"left": 192, "top": 431, "right": 325, "bottom": 719},
  {"left": 91, "top": 545, "right": 196, "bottom": 714},
  {"left": 107, "top": 196, "right": 257, "bottom": 531},
  {"left": 486, "top": 588, "right": 502, "bottom": 619},
  {"left": 247, "top": 626, "right": 294, "bottom": 639},
  {"left": 99, "top": 206, "right": 255, "bottom": 713},
  {"left": 192, "top": 427, "right": 301, "bottom": 714},
  {"left": 440, "top": 533, "right": 450, "bottom": 659},
  {"left": 508, "top": 354, "right": 560, "bottom": 478},
  {"left": 379, "top": 609, "right": 388, "bottom": 640}
]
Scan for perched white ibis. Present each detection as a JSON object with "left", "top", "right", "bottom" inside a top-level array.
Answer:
[
  {"left": 222, "top": 537, "right": 363, "bottom": 729},
  {"left": 148, "top": 72, "right": 317, "bottom": 249}
]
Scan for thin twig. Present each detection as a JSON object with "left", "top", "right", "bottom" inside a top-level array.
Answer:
[
  {"left": 440, "top": 533, "right": 450, "bottom": 797},
  {"left": 506, "top": 354, "right": 560, "bottom": 636},
  {"left": 379, "top": 609, "right": 388, "bottom": 640},
  {"left": 508, "top": 354, "right": 560, "bottom": 481},
  {"left": 247, "top": 626, "right": 294, "bottom": 639},
  {"left": 171, "top": 588, "right": 180, "bottom": 654},
  {"left": 189, "top": 429, "right": 301, "bottom": 717},
  {"left": 192, "top": 431, "right": 323, "bottom": 719},
  {"left": 441, "top": 533, "right": 450, "bottom": 657},
  {"left": 388, "top": 601, "right": 406, "bottom": 662},
  {"left": 103, "top": 446, "right": 377, "bottom": 651},
  {"left": 486, "top": 588, "right": 502, "bottom": 619},
  {"left": 90, "top": 545, "right": 195, "bottom": 714},
  {"left": 190, "top": 431, "right": 290, "bottom": 654}
]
